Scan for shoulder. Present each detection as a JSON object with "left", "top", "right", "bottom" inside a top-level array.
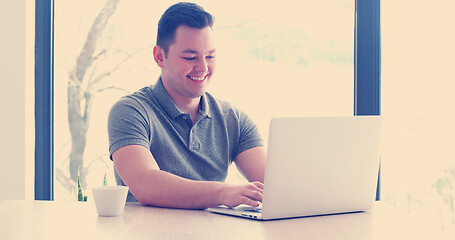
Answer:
[
  {"left": 204, "top": 92, "right": 254, "bottom": 128},
  {"left": 108, "top": 85, "right": 159, "bottom": 127},
  {"left": 205, "top": 92, "right": 242, "bottom": 116},
  {"left": 110, "top": 86, "right": 154, "bottom": 113}
]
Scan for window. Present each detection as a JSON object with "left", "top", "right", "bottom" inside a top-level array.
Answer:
[
  {"left": 39, "top": 0, "right": 455, "bottom": 234},
  {"left": 381, "top": 0, "right": 455, "bottom": 232},
  {"left": 38, "top": 0, "right": 381, "bottom": 206},
  {"left": 49, "top": 0, "right": 356, "bottom": 200}
]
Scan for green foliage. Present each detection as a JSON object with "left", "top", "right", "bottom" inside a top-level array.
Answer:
[
  {"left": 432, "top": 165, "right": 455, "bottom": 213},
  {"left": 103, "top": 173, "right": 108, "bottom": 186},
  {"left": 77, "top": 170, "right": 88, "bottom": 202},
  {"left": 227, "top": 19, "right": 352, "bottom": 66}
]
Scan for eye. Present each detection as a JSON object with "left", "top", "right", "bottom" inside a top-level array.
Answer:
[
  {"left": 206, "top": 55, "right": 216, "bottom": 60},
  {"left": 183, "top": 57, "right": 196, "bottom": 61}
]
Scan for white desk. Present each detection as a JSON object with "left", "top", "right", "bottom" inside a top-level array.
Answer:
[{"left": 0, "top": 200, "right": 452, "bottom": 240}]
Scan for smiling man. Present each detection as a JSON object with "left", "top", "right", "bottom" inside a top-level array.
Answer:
[{"left": 107, "top": 2, "right": 266, "bottom": 209}]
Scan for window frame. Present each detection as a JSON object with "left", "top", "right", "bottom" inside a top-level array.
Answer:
[
  {"left": 34, "top": 0, "right": 381, "bottom": 200},
  {"left": 354, "top": 0, "right": 381, "bottom": 200},
  {"left": 35, "top": 0, "right": 54, "bottom": 201}
]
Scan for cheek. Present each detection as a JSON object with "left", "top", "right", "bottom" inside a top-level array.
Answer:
[
  {"left": 171, "top": 59, "right": 193, "bottom": 75},
  {"left": 208, "top": 62, "right": 216, "bottom": 74}
]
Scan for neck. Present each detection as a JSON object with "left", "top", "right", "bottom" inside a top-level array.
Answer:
[
  {"left": 172, "top": 96, "right": 201, "bottom": 124},
  {"left": 161, "top": 79, "right": 200, "bottom": 114},
  {"left": 173, "top": 96, "right": 200, "bottom": 115}
]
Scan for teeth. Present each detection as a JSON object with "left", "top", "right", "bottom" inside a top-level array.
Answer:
[{"left": 188, "top": 75, "right": 206, "bottom": 81}]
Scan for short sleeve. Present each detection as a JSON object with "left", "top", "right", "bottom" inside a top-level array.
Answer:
[
  {"left": 234, "top": 109, "right": 264, "bottom": 158},
  {"left": 108, "top": 97, "right": 151, "bottom": 159}
]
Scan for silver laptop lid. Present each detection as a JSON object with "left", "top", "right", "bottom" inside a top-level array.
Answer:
[{"left": 261, "top": 116, "right": 381, "bottom": 220}]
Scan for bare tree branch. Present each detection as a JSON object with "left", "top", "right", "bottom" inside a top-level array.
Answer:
[
  {"left": 216, "top": 18, "right": 262, "bottom": 29},
  {"left": 68, "top": 0, "right": 121, "bottom": 185},
  {"left": 56, "top": 168, "right": 77, "bottom": 193},
  {"left": 85, "top": 153, "right": 111, "bottom": 173},
  {"left": 96, "top": 86, "right": 129, "bottom": 93},
  {"left": 88, "top": 45, "right": 154, "bottom": 90},
  {"left": 73, "top": 0, "right": 121, "bottom": 82},
  {"left": 92, "top": 49, "right": 107, "bottom": 62}
]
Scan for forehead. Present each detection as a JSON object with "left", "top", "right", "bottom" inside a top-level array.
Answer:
[{"left": 170, "top": 25, "right": 216, "bottom": 53}]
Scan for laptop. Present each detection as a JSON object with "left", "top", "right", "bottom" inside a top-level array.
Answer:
[{"left": 207, "top": 116, "right": 382, "bottom": 220}]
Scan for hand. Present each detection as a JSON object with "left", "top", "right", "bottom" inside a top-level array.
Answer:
[{"left": 218, "top": 181, "right": 264, "bottom": 208}]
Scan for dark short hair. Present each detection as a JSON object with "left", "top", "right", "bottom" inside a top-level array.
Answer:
[{"left": 157, "top": 2, "right": 214, "bottom": 56}]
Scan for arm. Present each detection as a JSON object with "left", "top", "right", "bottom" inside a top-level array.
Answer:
[
  {"left": 112, "top": 145, "right": 263, "bottom": 209},
  {"left": 234, "top": 146, "right": 266, "bottom": 183}
]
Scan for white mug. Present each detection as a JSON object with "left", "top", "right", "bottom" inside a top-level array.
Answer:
[{"left": 92, "top": 186, "right": 129, "bottom": 217}]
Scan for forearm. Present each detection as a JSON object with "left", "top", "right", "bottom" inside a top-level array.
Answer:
[
  {"left": 131, "top": 169, "right": 224, "bottom": 209},
  {"left": 235, "top": 147, "right": 266, "bottom": 183},
  {"left": 112, "top": 145, "right": 263, "bottom": 209}
]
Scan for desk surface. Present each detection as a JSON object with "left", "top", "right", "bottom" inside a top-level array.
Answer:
[{"left": 0, "top": 200, "right": 452, "bottom": 240}]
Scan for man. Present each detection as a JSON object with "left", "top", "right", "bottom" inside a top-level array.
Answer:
[{"left": 108, "top": 2, "right": 266, "bottom": 209}]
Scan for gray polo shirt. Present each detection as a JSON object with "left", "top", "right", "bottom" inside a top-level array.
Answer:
[{"left": 108, "top": 78, "right": 264, "bottom": 202}]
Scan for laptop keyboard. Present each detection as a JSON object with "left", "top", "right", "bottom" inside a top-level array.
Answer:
[{"left": 241, "top": 207, "right": 262, "bottom": 213}]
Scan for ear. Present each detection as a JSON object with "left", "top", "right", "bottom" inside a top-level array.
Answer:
[{"left": 153, "top": 45, "right": 166, "bottom": 68}]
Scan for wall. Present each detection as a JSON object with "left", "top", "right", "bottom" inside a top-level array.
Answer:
[{"left": 0, "top": 0, "right": 33, "bottom": 201}]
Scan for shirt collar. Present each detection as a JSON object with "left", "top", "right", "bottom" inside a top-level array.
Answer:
[
  {"left": 199, "top": 93, "right": 212, "bottom": 118},
  {"left": 152, "top": 77, "right": 182, "bottom": 119},
  {"left": 152, "top": 77, "right": 212, "bottom": 119}
]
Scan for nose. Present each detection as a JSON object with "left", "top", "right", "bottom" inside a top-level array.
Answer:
[{"left": 195, "top": 58, "right": 209, "bottom": 72}]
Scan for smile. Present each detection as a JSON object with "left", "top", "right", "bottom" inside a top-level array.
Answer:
[{"left": 188, "top": 75, "right": 208, "bottom": 81}]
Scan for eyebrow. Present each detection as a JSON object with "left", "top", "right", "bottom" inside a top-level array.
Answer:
[{"left": 182, "top": 49, "right": 216, "bottom": 54}]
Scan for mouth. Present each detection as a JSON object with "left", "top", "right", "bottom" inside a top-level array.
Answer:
[{"left": 187, "top": 74, "right": 208, "bottom": 82}]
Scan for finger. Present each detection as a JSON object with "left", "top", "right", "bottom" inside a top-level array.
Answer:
[
  {"left": 251, "top": 181, "right": 264, "bottom": 190},
  {"left": 240, "top": 197, "right": 260, "bottom": 207},
  {"left": 249, "top": 182, "right": 264, "bottom": 194},
  {"left": 244, "top": 189, "right": 263, "bottom": 202}
]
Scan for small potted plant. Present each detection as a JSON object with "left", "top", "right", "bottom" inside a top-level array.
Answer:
[{"left": 76, "top": 169, "right": 87, "bottom": 202}]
